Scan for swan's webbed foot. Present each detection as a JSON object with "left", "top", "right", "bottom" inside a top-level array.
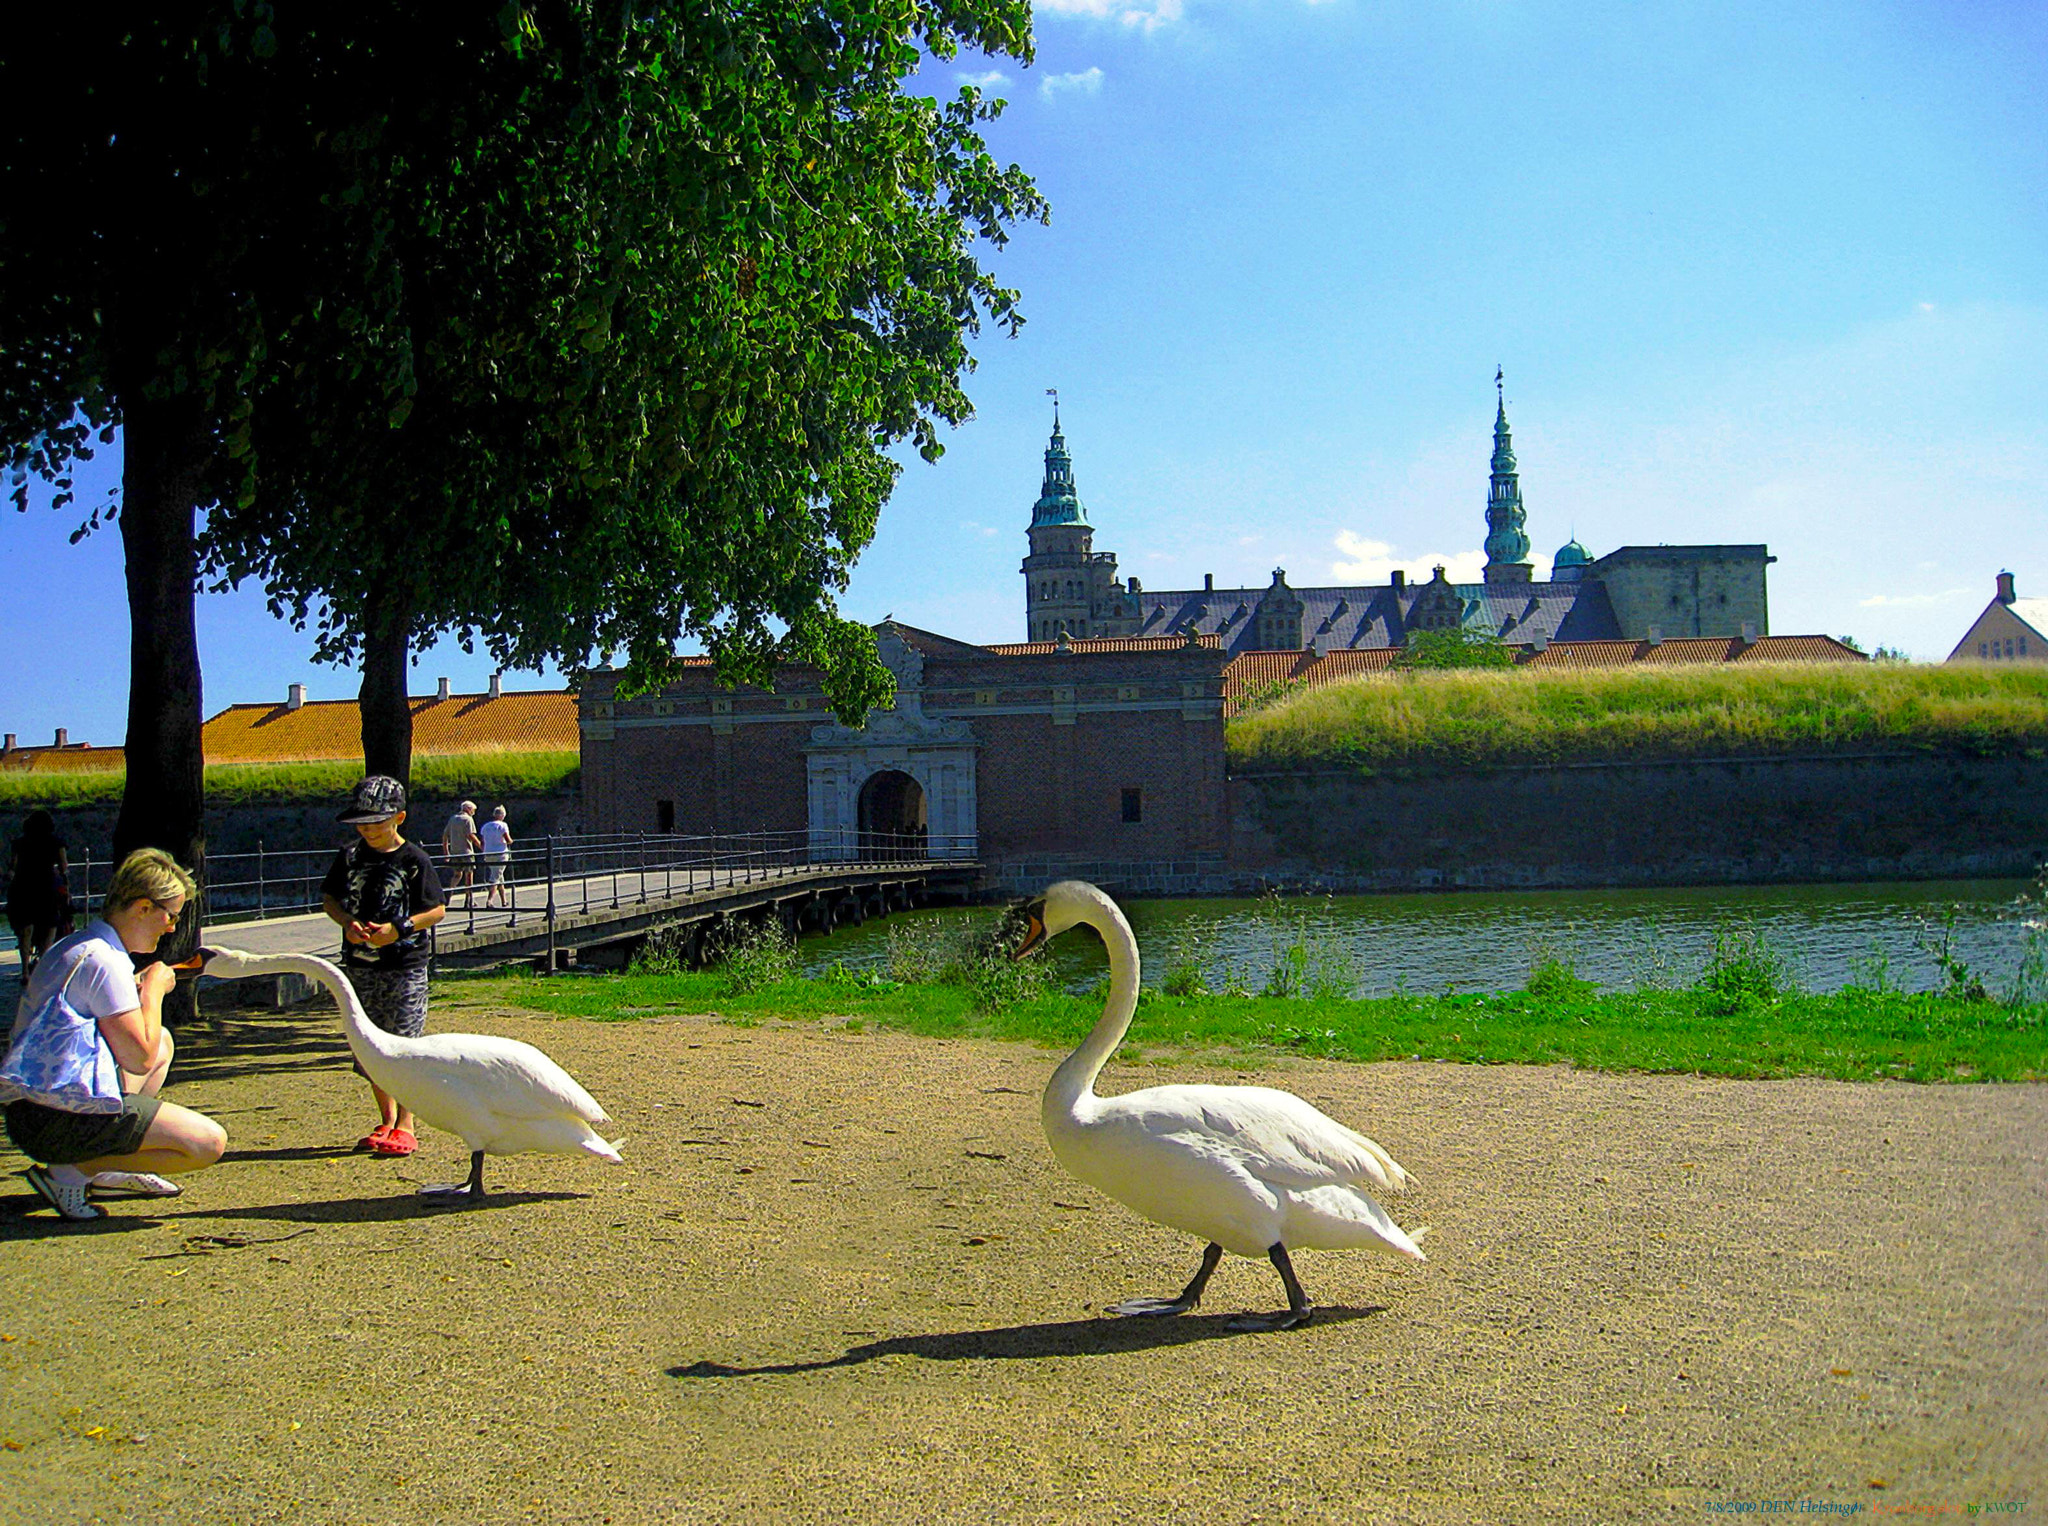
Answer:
[
  {"left": 1224, "top": 1243, "right": 1316, "bottom": 1332},
  {"left": 1108, "top": 1295, "right": 1199, "bottom": 1318},
  {"left": 1107, "top": 1242, "right": 1222, "bottom": 1319},
  {"left": 421, "top": 1150, "right": 488, "bottom": 1204}
]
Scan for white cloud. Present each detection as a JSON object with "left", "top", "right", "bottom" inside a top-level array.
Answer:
[
  {"left": 1037, "top": 0, "right": 1184, "bottom": 30},
  {"left": 1039, "top": 67, "right": 1106, "bottom": 100},
  {"left": 1331, "top": 532, "right": 1486, "bottom": 585},
  {"left": 1858, "top": 588, "right": 1972, "bottom": 609},
  {"left": 956, "top": 70, "right": 1008, "bottom": 90}
]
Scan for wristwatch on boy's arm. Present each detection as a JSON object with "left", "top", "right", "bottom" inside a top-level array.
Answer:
[{"left": 394, "top": 915, "right": 416, "bottom": 940}]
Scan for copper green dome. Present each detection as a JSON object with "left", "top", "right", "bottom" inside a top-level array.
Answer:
[
  {"left": 1030, "top": 410, "right": 1088, "bottom": 528},
  {"left": 1552, "top": 538, "right": 1591, "bottom": 582}
]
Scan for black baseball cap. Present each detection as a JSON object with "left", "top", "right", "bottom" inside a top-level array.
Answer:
[{"left": 337, "top": 775, "right": 407, "bottom": 824}]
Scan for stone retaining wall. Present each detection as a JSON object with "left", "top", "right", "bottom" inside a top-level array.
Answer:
[{"left": 1225, "top": 751, "right": 2048, "bottom": 892}]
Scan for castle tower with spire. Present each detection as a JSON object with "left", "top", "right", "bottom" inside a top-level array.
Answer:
[
  {"left": 1021, "top": 403, "right": 1141, "bottom": 641},
  {"left": 1016, "top": 374, "right": 1771, "bottom": 650},
  {"left": 1483, "top": 369, "right": 1534, "bottom": 586}
]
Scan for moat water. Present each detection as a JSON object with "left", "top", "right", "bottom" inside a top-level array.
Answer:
[{"left": 799, "top": 877, "right": 2041, "bottom": 998}]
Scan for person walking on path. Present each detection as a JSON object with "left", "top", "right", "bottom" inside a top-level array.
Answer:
[
  {"left": 6, "top": 810, "right": 73, "bottom": 978},
  {"left": 1, "top": 848, "right": 226, "bottom": 1220},
  {"left": 322, "top": 777, "right": 447, "bottom": 1158},
  {"left": 441, "top": 800, "right": 480, "bottom": 907},
  {"left": 478, "top": 806, "right": 515, "bottom": 910}
]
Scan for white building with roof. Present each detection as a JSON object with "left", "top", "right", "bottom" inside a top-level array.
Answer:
[{"left": 1947, "top": 572, "right": 2048, "bottom": 663}]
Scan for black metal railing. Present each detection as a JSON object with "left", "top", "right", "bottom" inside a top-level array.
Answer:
[{"left": 59, "top": 828, "right": 978, "bottom": 940}]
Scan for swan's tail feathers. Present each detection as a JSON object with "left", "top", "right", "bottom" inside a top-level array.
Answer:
[
  {"left": 582, "top": 1134, "right": 625, "bottom": 1164},
  {"left": 1296, "top": 1184, "right": 1428, "bottom": 1260}
]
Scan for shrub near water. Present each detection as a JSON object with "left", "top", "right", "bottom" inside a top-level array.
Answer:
[{"left": 1228, "top": 662, "right": 2048, "bottom": 771}]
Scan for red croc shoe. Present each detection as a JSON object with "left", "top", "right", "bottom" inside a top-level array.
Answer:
[
  {"left": 355, "top": 1124, "right": 393, "bottom": 1153},
  {"left": 372, "top": 1128, "right": 418, "bottom": 1157}
]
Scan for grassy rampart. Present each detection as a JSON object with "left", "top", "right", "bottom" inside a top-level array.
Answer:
[
  {"left": 0, "top": 748, "right": 579, "bottom": 809},
  {"left": 1227, "top": 662, "right": 2048, "bottom": 772}
]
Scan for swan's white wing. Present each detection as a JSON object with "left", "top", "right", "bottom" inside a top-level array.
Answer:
[
  {"left": 394, "top": 1035, "right": 613, "bottom": 1125},
  {"left": 1108, "top": 1083, "right": 1410, "bottom": 1194}
]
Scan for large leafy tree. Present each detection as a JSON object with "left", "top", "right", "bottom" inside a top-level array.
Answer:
[
  {"left": 4, "top": 1, "right": 1042, "bottom": 915},
  {"left": 206, "top": 1, "right": 1046, "bottom": 783}
]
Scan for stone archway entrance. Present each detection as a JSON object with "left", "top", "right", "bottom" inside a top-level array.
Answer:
[{"left": 858, "top": 769, "right": 927, "bottom": 860}]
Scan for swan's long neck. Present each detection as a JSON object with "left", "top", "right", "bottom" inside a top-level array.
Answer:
[
  {"left": 222, "top": 952, "right": 402, "bottom": 1064},
  {"left": 1045, "top": 899, "right": 1141, "bottom": 1122}
]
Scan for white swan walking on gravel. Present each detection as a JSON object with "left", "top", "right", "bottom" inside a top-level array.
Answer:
[
  {"left": 184, "top": 947, "right": 622, "bottom": 1200},
  {"left": 1014, "top": 881, "right": 1426, "bottom": 1330}
]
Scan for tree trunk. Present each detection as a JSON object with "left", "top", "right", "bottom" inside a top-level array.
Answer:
[
  {"left": 111, "top": 389, "right": 211, "bottom": 1016},
  {"left": 359, "top": 588, "right": 415, "bottom": 790}
]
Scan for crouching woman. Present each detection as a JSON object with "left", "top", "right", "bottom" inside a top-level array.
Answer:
[{"left": 1, "top": 848, "right": 226, "bottom": 1220}]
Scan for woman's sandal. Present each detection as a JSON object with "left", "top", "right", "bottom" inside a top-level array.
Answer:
[
  {"left": 371, "top": 1128, "right": 418, "bottom": 1157},
  {"left": 25, "top": 1167, "right": 108, "bottom": 1222},
  {"left": 354, "top": 1124, "right": 394, "bottom": 1153}
]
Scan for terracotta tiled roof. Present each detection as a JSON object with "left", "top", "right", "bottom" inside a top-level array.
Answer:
[
  {"left": 1223, "top": 648, "right": 1400, "bottom": 701},
  {"left": 0, "top": 743, "right": 125, "bottom": 774},
  {"left": 202, "top": 688, "right": 577, "bottom": 763},
  {"left": 1519, "top": 635, "right": 1865, "bottom": 668},
  {"left": 1222, "top": 635, "right": 1865, "bottom": 712},
  {"left": 984, "top": 634, "right": 1223, "bottom": 656}
]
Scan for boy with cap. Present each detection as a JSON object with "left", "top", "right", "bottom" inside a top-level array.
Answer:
[{"left": 320, "top": 776, "right": 448, "bottom": 1156}]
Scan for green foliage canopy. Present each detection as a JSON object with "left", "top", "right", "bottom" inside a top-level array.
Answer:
[
  {"left": 1394, "top": 626, "right": 1515, "bottom": 670},
  {"left": 200, "top": 1, "right": 1046, "bottom": 746}
]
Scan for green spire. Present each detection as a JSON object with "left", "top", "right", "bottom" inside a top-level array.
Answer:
[
  {"left": 1031, "top": 403, "right": 1088, "bottom": 527},
  {"left": 1483, "top": 369, "right": 1530, "bottom": 570}
]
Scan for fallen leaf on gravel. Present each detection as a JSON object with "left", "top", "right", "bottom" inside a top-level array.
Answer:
[
  {"left": 2, "top": 1440, "right": 20, "bottom": 1451},
  {"left": 1830, "top": 1368, "right": 1853, "bottom": 1377}
]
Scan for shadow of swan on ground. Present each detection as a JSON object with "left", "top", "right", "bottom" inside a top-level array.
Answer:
[
  {"left": 162, "top": 1190, "right": 589, "bottom": 1224},
  {"left": 669, "top": 1305, "right": 1386, "bottom": 1378}
]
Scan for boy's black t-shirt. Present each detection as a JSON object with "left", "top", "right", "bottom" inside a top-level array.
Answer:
[{"left": 319, "top": 840, "right": 445, "bottom": 972}]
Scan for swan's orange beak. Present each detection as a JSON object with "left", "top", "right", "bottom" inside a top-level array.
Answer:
[
  {"left": 1011, "top": 900, "right": 1049, "bottom": 962},
  {"left": 169, "top": 950, "right": 218, "bottom": 980}
]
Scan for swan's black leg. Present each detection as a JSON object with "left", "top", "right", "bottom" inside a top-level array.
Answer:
[
  {"left": 1108, "top": 1241, "right": 1223, "bottom": 1317},
  {"left": 421, "top": 1150, "right": 490, "bottom": 1202},
  {"left": 1224, "top": 1243, "right": 1315, "bottom": 1332}
]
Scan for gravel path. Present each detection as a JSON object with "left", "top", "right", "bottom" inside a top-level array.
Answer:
[{"left": 2, "top": 995, "right": 2043, "bottom": 1525}]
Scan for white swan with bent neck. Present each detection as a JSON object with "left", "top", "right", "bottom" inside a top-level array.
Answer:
[
  {"left": 190, "top": 947, "right": 622, "bottom": 1199},
  {"left": 1016, "top": 881, "right": 1425, "bottom": 1329}
]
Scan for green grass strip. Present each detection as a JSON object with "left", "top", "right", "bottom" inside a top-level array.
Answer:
[
  {"left": 441, "top": 970, "right": 2048, "bottom": 1084},
  {"left": 0, "top": 750, "right": 579, "bottom": 809},
  {"left": 1228, "top": 662, "right": 2048, "bottom": 771}
]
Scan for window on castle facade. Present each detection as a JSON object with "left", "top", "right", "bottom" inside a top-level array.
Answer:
[
  {"left": 1121, "top": 788, "right": 1142, "bottom": 823},
  {"left": 656, "top": 800, "right": 675, "bottom": 834},
  {"left": 1981, "top": 642, "right": 1990, "bottom": 658}
]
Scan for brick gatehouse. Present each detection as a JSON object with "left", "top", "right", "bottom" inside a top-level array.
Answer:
[{"left": 577, "top": 623, "right": 1232, "bottom": 894}]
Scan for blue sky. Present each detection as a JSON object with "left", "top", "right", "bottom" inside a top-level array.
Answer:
[{"left": 5, "top": 0, "right": 2044, "bottom": 748}]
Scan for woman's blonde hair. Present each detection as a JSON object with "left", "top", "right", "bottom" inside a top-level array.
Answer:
[{"left": 103, "top": 847, "right": 198, "bottom": 918}]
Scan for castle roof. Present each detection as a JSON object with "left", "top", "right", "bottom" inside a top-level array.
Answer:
[{"left": 1127, "top": 579, "right": 1622, "bottom": 655}]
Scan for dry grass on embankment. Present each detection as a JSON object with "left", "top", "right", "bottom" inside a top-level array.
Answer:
[{"left": 1227, "top": 661, "right": 2048, "bottom": 772}]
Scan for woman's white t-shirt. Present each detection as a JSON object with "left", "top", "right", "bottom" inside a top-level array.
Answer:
[
  {"left": 478, "top": 820, "right": 512, "bottom": 856},
  {"left": 8, "top": 921, "right": 138, "bottom": 1044}
]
